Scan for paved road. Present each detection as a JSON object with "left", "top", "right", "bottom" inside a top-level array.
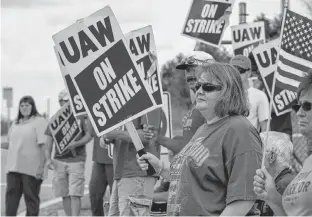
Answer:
[
  {"left": 1, "top": 134, "right": 170, "bottom": 215},
  {"left": 1, "top": 138, "right": 94, "bottom": 215}
]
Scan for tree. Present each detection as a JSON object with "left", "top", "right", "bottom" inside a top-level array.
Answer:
[
  {"left": 161, "top": 53, "right": 193, "bottom": 130},
  {"left": 161, "top": 53, "right": 191, "bottom": 109},
  {"left": 254, "top": 13, "right": 283, "bottom": 40}
]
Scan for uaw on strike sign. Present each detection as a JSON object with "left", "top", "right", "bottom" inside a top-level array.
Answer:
[
  {"left": 49, "top": 102, "right": 82, "bottom": 154},
  {"left": 53, "top": 6, "right": 157, "bottom": 137},
  {"left": 252, "top": 39, "right": 297, "bottom": 116},
  {"left": 125, "top": 26, "right": 163, "bottom": 106},
  {"left": 182, "top": 0, "right": 234, "bottom": 47},
  {"left": 231, "top": 22, "right": 265, "bottom": 56},
  {"left": 54, "top": 46, "right": 86, "bottom": 116}
]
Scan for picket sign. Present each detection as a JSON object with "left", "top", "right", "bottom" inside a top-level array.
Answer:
[
  {"left": 181, "top": 0, "right": 235, "bottom": 47},
  {"left": 231, "top": 21, "right": 265, "bottom": 56},
  {"left": 125, "top": 121, "right": 156, "bottom": 175},
  {"left": 53, "top": 46, "right": 86, "bottom": 116},
  {"left": 53, "top": 6, "right": 158, "bottom": 137}
]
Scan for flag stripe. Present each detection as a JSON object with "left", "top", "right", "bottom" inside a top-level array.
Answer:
[
  {"left": 276, "top": 65, "right": 305, "bottom": 82},
  {"left": 279, "top": 50, "right": 312, "bottom": 72},
  {"left": 276, "top": 72, "right": 301, "bottom": 88},
  {"left": 192, "top": 146, "right": 204, "bottom": 159},
  {"left": 273, "top": 8, "right": 312, "bottom": 115},
  {"left": 275, "top": 79, "right": 298, "bottom": 93}
]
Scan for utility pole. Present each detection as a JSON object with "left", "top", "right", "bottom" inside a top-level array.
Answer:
[
  {"left": 2, "top": 87, "right": 13, "bottom": 131},
  {"left": 239, "top": 2, "right": 248, "bottom": 24},
  {"left": 281, "top": 0, "right": 290, "bottom": 12},
  {"left": 221, "top": 1, "right": 248, "bottom": 45}
]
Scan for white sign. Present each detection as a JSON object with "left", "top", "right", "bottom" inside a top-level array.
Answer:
[{"left": 231, "top": 22, "right": 265, "bottom": 56}]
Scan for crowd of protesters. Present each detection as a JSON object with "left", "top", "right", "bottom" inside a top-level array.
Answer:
[{"left": 2, "top": 49, "right": 312, "bottom": 216}]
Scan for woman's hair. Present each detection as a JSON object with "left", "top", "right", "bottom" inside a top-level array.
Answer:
[
  {"left": 297, "top": 72, "right": 312, "bottom": 100},
  {"left": 197, "top": 63, "right": 249, "bottom": 117},
  {"left": 16, "top": 95, "right": 40, "bottom": 123}
]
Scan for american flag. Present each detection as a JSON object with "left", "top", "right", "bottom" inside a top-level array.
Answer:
[{"left": 275, "top": 9, "right": 312, "bottom": 93}]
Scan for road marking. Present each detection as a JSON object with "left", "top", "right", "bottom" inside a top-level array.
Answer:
[{"left": 17, "top": 189, "right": 90, "bottom": 216}]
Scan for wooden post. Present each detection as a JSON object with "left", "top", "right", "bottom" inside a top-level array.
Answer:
[{"left": 125, "top": 121, "right": 156, "bottom": 175}]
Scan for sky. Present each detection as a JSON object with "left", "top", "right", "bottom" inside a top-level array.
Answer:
[{"left": 1, "top": 0, "right": 310, "bottom": 119}]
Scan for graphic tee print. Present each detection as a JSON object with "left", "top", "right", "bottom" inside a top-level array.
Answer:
[
  {"left": 167, "top": 116, "right": 262, "bottom": 216},
  {"left": 167, "top": 137, "right": 209, "bottom": 215},
  {"left": 283, "top": 155, "right": 312, "bottom": 216}
]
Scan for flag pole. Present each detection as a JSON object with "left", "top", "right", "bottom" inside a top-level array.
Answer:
[{"left": 261, "top": 0, "right": 289, "bottom": 168}]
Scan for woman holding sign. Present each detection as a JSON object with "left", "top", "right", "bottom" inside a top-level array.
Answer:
[
  {"left": 253, "top": 73, "right": 312, "bottom": 216},
  {"left": 2, "top": 96, "right": 48, "bottom": 216},
  {"left": 138, "top": 63, "right": 263, "bottom": 216}
]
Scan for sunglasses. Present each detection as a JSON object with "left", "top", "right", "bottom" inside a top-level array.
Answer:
[
  {"left": 234, "top": 65, "right": 249, "bottom": 74},
  {"left": 292, "top": 101, "right": 312, "bottom": 113},
  {"left": 59, "top": 100, "right": 69, "bottom": 104},
  {"left": 195, "top": 82, "right": 222, "bottom": 92},
  {"left": 186, "top": 77, "right": 197, "bottom": 82}
]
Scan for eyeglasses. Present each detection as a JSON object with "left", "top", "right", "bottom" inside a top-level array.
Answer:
[
  {"left": 195, "top": 82, "right": 222, "bottom": 92},
  {"left": 234, "top": 65, "right": 249, "bottom": 74},
  {"left": 292, "top": 101, "right": 312, "bottom": 113}
]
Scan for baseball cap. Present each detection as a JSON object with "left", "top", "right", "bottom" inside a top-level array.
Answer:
[
  {"left": 176, "top": 51, "right": 214, "bottom": 70},
  {"left": 230, "top": 55, "right": 251, "bottom": 70},
  {"left": 58, "top": 89, "right": 69, "bottom": 101}
]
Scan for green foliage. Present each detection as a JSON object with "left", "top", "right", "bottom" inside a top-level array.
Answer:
[
  {"left": 161, "top": 53, "right": 192, "bottom": 130},
  {"left": 254, "top": 13, "right": 283, "bottom": 40},
  {"left": 161, "top": 53, "right": 191, "bottom": 109}
]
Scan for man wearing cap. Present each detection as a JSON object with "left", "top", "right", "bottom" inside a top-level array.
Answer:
[
  {"left": 144, "top": 51, "right": 214, "bottom": 154},
  {"left": 230, "top": 55, "right": 270, "bottom": 132},
  {"left": 45, "top": 90, "right": 92, "bottom": 216}
]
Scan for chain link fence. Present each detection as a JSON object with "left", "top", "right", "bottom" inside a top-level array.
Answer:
[{"left": 291, "top": 133, "right": 309, "bottom": 173}]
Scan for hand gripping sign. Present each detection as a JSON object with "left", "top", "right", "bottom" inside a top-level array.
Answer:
[
  {"left": 53, "top": 6, "right": 157, "bottom": 175},
  {"left": 125, "top": 26, "right": 164, "bottom": 107},
  {"left": 231, "top": 21, "right": 265, "bottom": 56},
  {"left": 48, "top": 102, "right": 82, "bottom": 155},
  {"left": 53, "top": 46, "right": 86, "bottom": 116},
  {"left": 252, "top": 39, "right": 297, "bottom": 116},
  {"left": 182, "top": 0, "right": 234, "bottom": 48}
]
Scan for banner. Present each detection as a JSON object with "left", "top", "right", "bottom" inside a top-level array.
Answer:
[
  {"left": 231, "top": 21, "right": 265, "bottom": 56},
  {"left": 53, "top": 46, "right": 86, "bottom": 116},
  {"left": 125, "top": 26, "right": 163, "bottom": 107},
  {"left": 252, "top": 39, "right": 297, "bottom": 115},
  {"left": 53, "top": 6, "right": 157, "bottom": 137},
  {"left": 182, "top": 0, "right": 234, "bottom": 48},
  {"left": 48, "top": 102, "right": 82, "bottom": 154},
  {"left": 160, "top": 92, "right": 173, "bottom": 154}
]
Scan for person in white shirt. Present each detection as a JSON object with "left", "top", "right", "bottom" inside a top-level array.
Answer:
[{"left": 230, "top": 55, "right": 270, "bottom": 132}]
